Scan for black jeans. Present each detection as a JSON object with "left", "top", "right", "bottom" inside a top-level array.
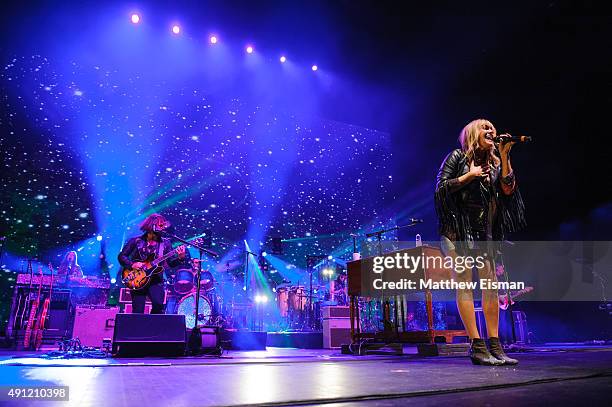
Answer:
[{"left": 131, "top": 282, "right": 165, "bottom": 314}]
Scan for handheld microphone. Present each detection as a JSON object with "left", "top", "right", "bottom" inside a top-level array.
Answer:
[
  {"left": 409, "top": 218, "right": 424, "bottom": 223},
  {"left": 494, "top": 135, "right": 532, "bottom": 143}
]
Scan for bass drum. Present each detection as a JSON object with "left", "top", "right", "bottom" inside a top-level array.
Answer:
[{"left": 176, "top": 291, "right": 212, "bottom": 329}]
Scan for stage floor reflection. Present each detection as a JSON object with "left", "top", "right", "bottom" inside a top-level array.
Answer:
[{"left": 0, "top": 345, "right": 610, "bottom": 406}]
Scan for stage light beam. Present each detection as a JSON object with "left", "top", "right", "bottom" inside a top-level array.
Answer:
[
  {"left": 210, "top": 35, "right": 218, "bottom": 44},
  {"left": 311, "top": 65, "right": 318, "bottom": 71},
  {"left": 280, "top": 56, "right": 286, "bottom": 63},
  {"left": 172, "top": 25, "right": 181, "bottom": 35},
  {"left": 246, "top": 45, "right": 254, "bottom": 54},
  {"left": 131, "top": 14, "right": 140, "bottom": 24}
]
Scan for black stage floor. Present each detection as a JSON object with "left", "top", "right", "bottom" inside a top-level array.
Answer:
[{"left": 0, "top": 345, "right": 610, "bottom": 406}]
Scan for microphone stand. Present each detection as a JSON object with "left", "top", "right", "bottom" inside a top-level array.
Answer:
[
  {"left": 160, "top": 230, "right": 218, "bottom": 355},
  {"left": 244, "top": 250, "right": 258, "bottom": 330}
]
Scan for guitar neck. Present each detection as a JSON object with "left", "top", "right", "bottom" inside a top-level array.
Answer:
[
  {"left": 150, "top": 246, "right": 180, "bottom": 267},
  {"left": 148, "top": 238, "right": 201, "bottom": 268}
]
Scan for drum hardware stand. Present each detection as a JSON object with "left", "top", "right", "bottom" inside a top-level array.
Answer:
[
  {"left": 305, "top": 255, "right": 328, "bottom": 331},
  {"left": 159, "top": 230, "right": 218, "bottom": 355}
]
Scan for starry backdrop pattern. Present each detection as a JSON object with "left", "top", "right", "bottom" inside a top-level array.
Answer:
[{"left": 0, "top": 55, "right": 394, "bottom": 280}]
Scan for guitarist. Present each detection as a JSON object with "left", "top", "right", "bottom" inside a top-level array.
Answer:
[{"left": 118, "top": 214, "right": 186, "bottom": 314}]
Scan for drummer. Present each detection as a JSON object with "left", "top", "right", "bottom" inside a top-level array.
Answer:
[{"left": 330, "top": 271, "right": 348, "bottom": 306}]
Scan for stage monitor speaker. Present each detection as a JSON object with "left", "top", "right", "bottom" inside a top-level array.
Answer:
[{"left": 112, "top": 314, "right": 186, "bottom": 356}]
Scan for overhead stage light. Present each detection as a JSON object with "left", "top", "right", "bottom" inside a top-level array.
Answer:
[
  {"left": 131, "top": 14, "right": 140, "bottom": 24},
  {"left": 246, "top": 45, "right": 254, "bottom": 54},
  {"left": 280, "top": 56, "right": 286, "bottom": 63},
  {"left": 311, "top": 65, "right": 318, "bottom": 71},
  {"left": 172, "top": 25, "right": 181, "bottom": 35},
  {"left": 210, "top": 35, "right": 218, "bottom": 44}
]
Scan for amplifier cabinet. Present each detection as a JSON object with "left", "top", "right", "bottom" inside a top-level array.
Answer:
[
  {"left": 119, "top": 288, "right": 167, "bottom": 304},
  {"left": 72, "top": 306, "right": 120, "bottom": 347},
  {"left": 122, "top": 303, "right": 152, "bottom": 314},
  {"left": 322, "top": 305, "right": 350, "bottom": 319},
  {"left": 323, "top": 317, "right": 351, "bottom": 349}
]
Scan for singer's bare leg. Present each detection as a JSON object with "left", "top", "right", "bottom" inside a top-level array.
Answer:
[
  {"left": 448, "top": 249, "right": 480, "bottom": 339},
  {"left": 479, "top": 259, "right": 499, "bottom": 338}
]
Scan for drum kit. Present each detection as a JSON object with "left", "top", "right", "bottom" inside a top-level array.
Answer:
[
  {"left": 166, "top": 256, "right": 351, "bottom": 332},
  {"left": 166, "top": 259, "right": 247, "bottom": 329},
  {"left": 273, "top": 281, "right": 348, "bottom": 331}
]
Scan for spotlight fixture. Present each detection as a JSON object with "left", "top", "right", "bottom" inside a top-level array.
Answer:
[
  {"left": 280, "top": 56, "right": 287, "bottom": 63},
  {"left": 131, "top": 14, "right": 140, "bottom": 24},
  {"left": 172, "top": 25, "right": 181, "bottom": 35},
  {"left": 311, "top": 65, "right": 318, "bottom": 71},
  {"left": 322, "top": 268, "right": 334, "bottom": 277},
  {"left": 210, "top": 35, "right": 218, "bottom": 44},
  {"left": 246, "top": 45, "right": 254, "bottom": 54},
  {"left": 255, "top": 294, "right": 268, "bottom": 303}
]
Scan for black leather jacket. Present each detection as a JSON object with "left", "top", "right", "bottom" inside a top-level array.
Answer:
[
  {"left": 434, "top": 149, "right": 526, "bottom": 246},
  {"left": 117, "top": 234, "right": 182, "bottom": 285}
]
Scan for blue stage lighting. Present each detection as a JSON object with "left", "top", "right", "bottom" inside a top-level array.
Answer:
[
  {"left": 210, "top": 35, "right": 218, "bottom": 44},
  {"left": 246, "top": 45, "right": 254, "bottom": 54},
  {"left": 131, "top": 14, "right": 140, "bottom": 24},
  {"left": 311, "top": 65, "right": 318, "bottom": 71},
  {"left": 280, "top": 56, "right": 286, "bottom": 63},
  {"left": 172, "top": 25, "right": 181, "bottom": 35}
]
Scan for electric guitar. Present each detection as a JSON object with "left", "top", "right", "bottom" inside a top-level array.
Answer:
[
  {"left": 23, "top": 266, "right": 44, "bottom": 349},
  {"left": 121, "top": 238, "right": 202, "bottom": 290},
  {"left": 499, "top": 286, "right": 534, "bottom": 310},
  {"left": 32, "top": 263, "right": 54, "bottom": 350}
]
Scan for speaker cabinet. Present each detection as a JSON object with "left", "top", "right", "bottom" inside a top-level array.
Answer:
[
  {"left": 72, "top": 306, "right": 119, "bottom": 347},
  {"left": 322, "top": 306, "right": 350, "bottom": 319},
  {"left": 122, "top": 303, "right": 152, "bottom": 314},
  {"left": 323, "top": 317, "right": 351, "bottom": 349},
  {"left": 112, "top": 314, "right": 186, "bottom": 356}
]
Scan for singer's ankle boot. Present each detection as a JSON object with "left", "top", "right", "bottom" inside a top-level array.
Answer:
[
  {"left": 488, "top": 337, "right": 519, "bottom": 365},
  {"left": 469, "top": 338, "right": 504, "bottom": 366}
]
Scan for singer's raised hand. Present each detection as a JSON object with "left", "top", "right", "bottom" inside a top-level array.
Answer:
[{"left": 497, "top": 133, "right": 515, "bottom": 157}]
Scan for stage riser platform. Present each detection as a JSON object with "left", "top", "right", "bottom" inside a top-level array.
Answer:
[{"left": 266, "top": 332, "right": 323, "bottom": 349}]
